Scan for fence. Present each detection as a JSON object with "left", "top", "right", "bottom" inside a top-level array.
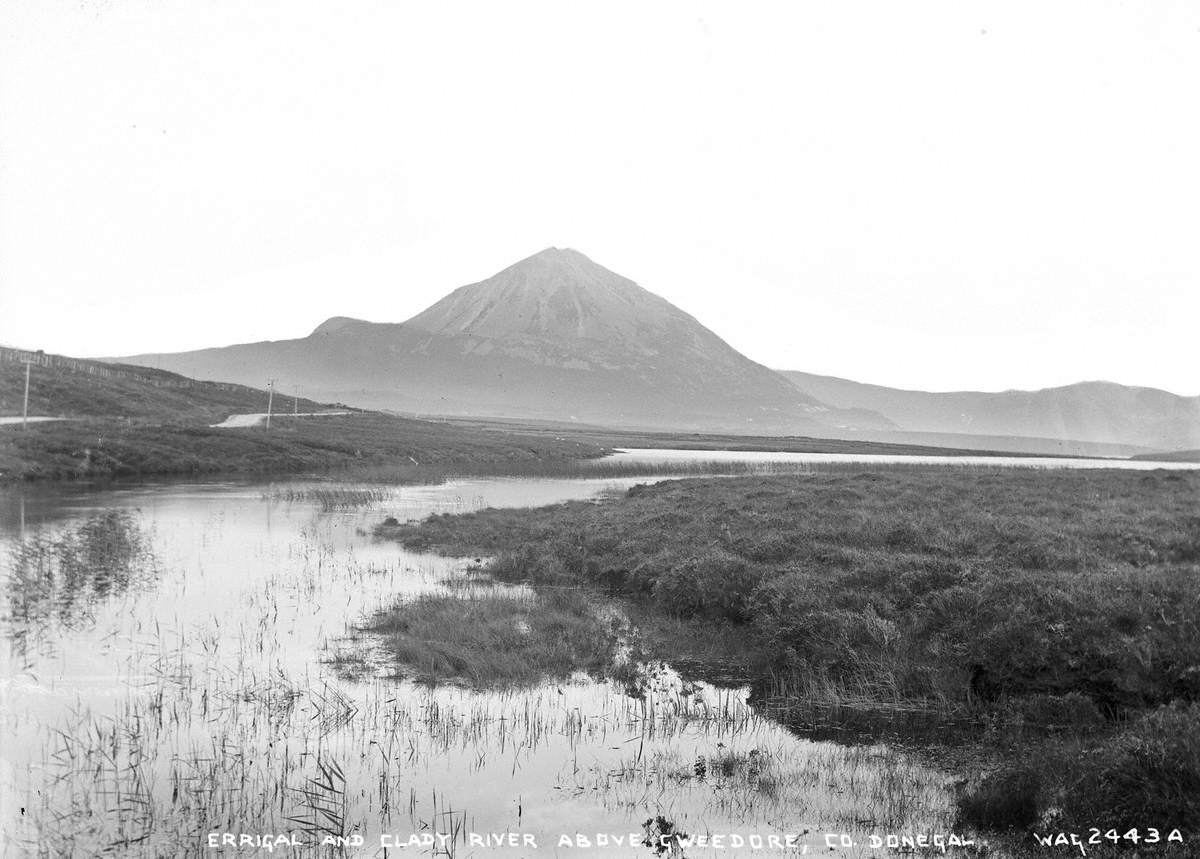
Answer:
[{"left": 0, "top": 346, "right": 248, "bottom": 392}]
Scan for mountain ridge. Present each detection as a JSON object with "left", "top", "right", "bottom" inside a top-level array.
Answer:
[
  {"left": 780, "top": 369, "right": 1200, "bottom": 451},
  {"left": 107, "top": 247, "right": 1197, "bottom": 452},
  {"left": 115, "top": 248, "right": 890, "bottom": 435}
]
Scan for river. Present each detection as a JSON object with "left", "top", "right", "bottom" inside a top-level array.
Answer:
[{"left": 2, "top": 450, "right": 1193, "bottom": 856}]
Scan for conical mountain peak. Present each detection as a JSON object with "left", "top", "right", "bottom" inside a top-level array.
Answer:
[
  {"left": 403, "top": 247, "right": 680, "bottom": 342},
  {"left": 114, "top": 248, "right": 896, "bottom": 435},
  {"left": 526, "top": 246, "right": 586, "bottom": 260}
]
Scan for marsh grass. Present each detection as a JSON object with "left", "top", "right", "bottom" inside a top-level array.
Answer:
[
  {"left": 379, "top": 467, "right": 1200, "bottom": 835},
  {"left": 7, "top": 594, "right": 963, "bottom": 857},
  {"left": 266, "top": 484, "right": 393, "bottom": 510},
  {"left": 382, "top": 468, "right": 1200, "bottom": 710},
  {"left": 331, "top": 457, "right": 810, "bottom": 488},
  {"left": 599, "top": 738, "right": 954, "bottom": 835},
  {"left": 359, "top": 588, "right": 621, "bottom": 687},
  {"left": 349, "top": 456, "right": 1069, "bottom": 488}
]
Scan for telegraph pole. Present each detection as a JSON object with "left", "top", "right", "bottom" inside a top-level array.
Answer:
[
  {"left": 21, "top": 359, "right": 33, "bottom": 429},
  {"left": 266, "top": 379, "right": 276, "bottom": 430}
]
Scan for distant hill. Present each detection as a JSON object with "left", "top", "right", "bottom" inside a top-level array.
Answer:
[
  {"left": 115, "top": 248, "right": 894, "bottom": 436},
  {"left": 779, "top": 370, "right": 1200, "bottom": 454}
]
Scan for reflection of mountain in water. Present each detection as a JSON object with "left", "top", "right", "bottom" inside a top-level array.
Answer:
[{"left": 6, "top": 511, "right": 158, "bottom": 658}]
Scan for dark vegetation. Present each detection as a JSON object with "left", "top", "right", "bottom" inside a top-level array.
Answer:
[
  {"left": 377, "top": 467, "right": 1200, "bottom": 836},
  {"left": 0, "top": 349, "right": 604, "bottom": 481},
  {"left": 959, "top": 702, "right": 1200, "bottom": 835}
]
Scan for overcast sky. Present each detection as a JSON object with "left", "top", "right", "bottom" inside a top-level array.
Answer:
[{"left": 2, "top": 1, "right": 1197, "bottom": 395}]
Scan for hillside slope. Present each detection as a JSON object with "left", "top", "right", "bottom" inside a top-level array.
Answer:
[{"left": 1, "top": 346, "right": 331, "bottom": 422}]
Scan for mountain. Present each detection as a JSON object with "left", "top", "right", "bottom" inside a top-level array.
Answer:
[
  {"left": 115, "top": 248, "right": 894, "bottom": 435},
  {"left": 779, "top": 370, "right": 1200, "bottom": 453}
]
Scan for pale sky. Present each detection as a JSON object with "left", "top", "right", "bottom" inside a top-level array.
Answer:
[{"left": 2, "top": 1, "right": 1198, "bottom": 395}]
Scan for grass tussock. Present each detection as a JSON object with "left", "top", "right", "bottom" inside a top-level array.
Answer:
[{"left": 359, "top": 589, "right": 620, "bottom": 687}]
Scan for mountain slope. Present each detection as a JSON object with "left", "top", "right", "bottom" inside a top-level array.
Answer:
[
  {"left": 116, "top": 249, "right": 894, "bottom": 434},
  {"left": 780, "top": 370, "right": 1200, "bottom": 452}
]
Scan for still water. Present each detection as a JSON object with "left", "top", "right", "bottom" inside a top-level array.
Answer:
[{"left": 5, "top": 449, "right": 1175, "bottom": 856}]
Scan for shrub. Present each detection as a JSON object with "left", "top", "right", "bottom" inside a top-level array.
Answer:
[{"left": 651, "top": 548, "right": 762, "bottom": 621}]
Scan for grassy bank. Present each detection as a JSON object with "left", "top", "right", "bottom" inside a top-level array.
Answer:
[
  {"left": 0, "top": 412, "right": 606, "bottom": 482},
  {"left": 377, "top": 467, "right": 1200, "bottom": 836}
]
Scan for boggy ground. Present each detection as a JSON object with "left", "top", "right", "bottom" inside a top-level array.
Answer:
[{"left": 375, "top": 467, "right": 1200, "bottom": 848}]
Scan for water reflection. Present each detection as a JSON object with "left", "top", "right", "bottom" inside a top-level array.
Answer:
[{"left": 5, "top": 510, "right": 159, "bottom": 661}]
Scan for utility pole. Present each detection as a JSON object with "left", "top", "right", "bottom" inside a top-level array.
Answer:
[
  {"left": 266, "top": 379, "right": 276, "bottom": 430},
  {"left": 294, "top": 385, "right": 299, "bottom": 415},
  {"left": 21, "top": 359, "right": 33, "bottom": 429}
]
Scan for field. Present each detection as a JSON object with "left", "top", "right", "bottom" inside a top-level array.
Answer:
[{"left": 378, "top": 467, "right": 1200, "bottom": 839}]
